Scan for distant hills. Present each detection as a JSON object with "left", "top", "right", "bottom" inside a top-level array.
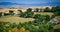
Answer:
[
  {"left": 0, "top": 2, "right": 60, "bottom": 8},
  {"left": 0, "top": 2, "right": 23, "bottom": 5}
]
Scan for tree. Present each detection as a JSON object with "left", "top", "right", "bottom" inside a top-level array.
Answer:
[
  {"left": 9, "top": 10, "right": 14, "bottom": 16},
  {"left": 18, "top": 10, "right": 22, "bottom": 14},
  {"left": 35, "top": 8, "right": 39, "bottom": 12},
  {"left": 18, "top": 10, "right": 22, "bottom": 13},
  {"left": 19, "top": 8, "right": 34, "bottom": 18},
  {"left": 45, "top": 15, "right": 50, "bottom": 21},
  {"left": 44, "top": 7, "right": 50, "bottom": 12},
  {"left": 10, "top": 23, "right": 17, "bottom": 28},
  {"left": 4, "top": 13, "right": 10, "bottom": 16},
  {"left": 18, "top": 10, "right": 26, "bottom": 17},
  {"left": 50, "top": 7, "right": 56, "bottom": 12},
  {"left": 51, "top": 6, "right": 60, "bottom": 16},
  {"left": 25, "top": 12, "right": 34, "bottom": 18},
  {"left": 20, "top": 12, "right": 26, "bottom": 17},
  {"left": 51, "top": 15, "right": 55, "bottom": 19},
  {"left": 26, "top": 8, "right": 32, "bottom": 12},
  {"left": 17, "top": 23, "right": 23, "bottom": 29},
  {"left": 33, "top": 15, "right": 46, "bottom": 24},
  {"left": 33, "top": 14, "right": 41, "bottom": 19},
  {"left": 0, "top": 12, "right": 2, "bottom": 17},
  {"left": 54, "top": 6, "right": 60, "bottom": 16},
  {"left": 25, "top": 8, "right": 34, "bottom": 18}
]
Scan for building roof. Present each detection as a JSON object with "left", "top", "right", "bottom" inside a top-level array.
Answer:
[{"left": 50, "top": 16, "right": 60, "bottom": 24}]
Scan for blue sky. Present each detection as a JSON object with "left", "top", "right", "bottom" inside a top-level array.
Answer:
[{"left": 0, "top": 0, "right": 60, "bottom": 7}]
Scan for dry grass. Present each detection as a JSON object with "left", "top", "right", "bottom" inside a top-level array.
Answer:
[{"left": 0, "top": 16, "right": 34, "bottom": 24}]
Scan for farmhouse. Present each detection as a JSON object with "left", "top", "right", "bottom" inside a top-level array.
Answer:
[{"left": 50, "top": 16, "right": 60, "bottom": 24}]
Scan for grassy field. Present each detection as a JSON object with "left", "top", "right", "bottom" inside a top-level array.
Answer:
[
  {"left": 0, "top": 16, "right": 34, "bottom": 24},
  {"left": 34, "top": 12, "right": 54, "bottom": 16}
]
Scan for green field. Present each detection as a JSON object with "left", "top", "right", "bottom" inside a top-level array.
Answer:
[{"left": 34, "top": 12, "right": 54, "bottom": 16}]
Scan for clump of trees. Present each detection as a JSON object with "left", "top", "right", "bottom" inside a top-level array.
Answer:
[
  {"left": 25, "top": 8, "right": 34, "bottom": 18},
  {"left": 44, "top": 6, "right": 60, "bottom": 16},
  {"left": 4, "top": 10, "right": 15, "bottom": 16},
  {"left": 53, "top": 6, "right": 60, "bottom": 16},
  {"left": 19, "top": 8, "right": 34, "bottom": 18}
]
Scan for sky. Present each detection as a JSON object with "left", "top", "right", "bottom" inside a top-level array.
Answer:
[{"left": 0, "top": 0, "right": 60, "bottom": 7}]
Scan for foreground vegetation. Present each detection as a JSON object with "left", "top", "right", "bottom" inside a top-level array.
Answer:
[{"left": 0, "top": 21, "right": 56, "bottom": 32}]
